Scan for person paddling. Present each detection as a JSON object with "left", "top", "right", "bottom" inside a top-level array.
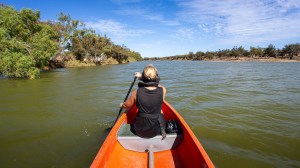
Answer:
[{"left": 120, "top": 64, "right": 167, "bottom": 140}]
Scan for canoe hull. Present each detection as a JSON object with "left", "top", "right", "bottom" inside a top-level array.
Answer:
[{"left": 91, "top": 101, "right": 214, "bottom": 168}]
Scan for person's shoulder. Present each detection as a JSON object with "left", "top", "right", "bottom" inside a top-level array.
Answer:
[
  {"left": 158, "top": 84, "right": 165, "bottom": 89},
  {"left": 158, "top": 85, "right": 167, "bottom": 92}
]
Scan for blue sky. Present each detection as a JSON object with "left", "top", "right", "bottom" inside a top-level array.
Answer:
[{"left": 2, "top": 0, "right": 300, "bottom": 57}]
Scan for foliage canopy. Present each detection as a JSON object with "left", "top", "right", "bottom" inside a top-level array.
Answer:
[{"left": 0, "top": 5, "right": 142, "bottom": 79}]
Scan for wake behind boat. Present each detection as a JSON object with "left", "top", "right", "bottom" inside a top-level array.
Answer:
[{"left": 91, "top": 101, "right": 214, "bottom": 168}]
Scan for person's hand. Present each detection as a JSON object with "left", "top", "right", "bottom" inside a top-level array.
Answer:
[
  {"left": 119, "top": 102, "right": 124, "bottom": 108},
  {"left": 134, "top": 72, "right": 142, "bottom": 78}
]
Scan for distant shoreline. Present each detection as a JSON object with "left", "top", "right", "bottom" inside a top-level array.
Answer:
[
  {"left": 208, "top": 57, "right": 300, "bottom": 62},
  {"left": 145, "top": 56, "right": 300, "bottom": 62}
]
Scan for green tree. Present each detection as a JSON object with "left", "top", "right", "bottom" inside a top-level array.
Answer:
[
  {"left": 282, "top": 43, "right": 300, "bottom": 59},
  {"left": 264, "top": 44, "right": 277, "bottom": 57},
  {"left": 132, "top": 51, "right": 142, "bottom": 61},
  {"left": 250, "top": 46, "right": 264, "bottom": 57},
  {"left": 237, "top": 46, "right": 246, "bottom": 57},
  {"left": 187, "top": 52, "right": 194, "bottom": 60},
  {"left": 0, "top": 5, "right": 58, "bottom": 78},
  {"left": 55, "top": 12, "right": 79, "bottom": 52},
  {"left": 230, "top": 46, "right": 239, "bottom": 58},
  {"left": 30, "top": 23, "right": 59, "bottom": 67},
  {"left": 70, "top": 27, "right": 141, "bottom": 63},
  {"left": 19, "top": 8, "right": 41, "bottom": 40},
  {"left": 0, "top": 52, "right": 39, "bottom": 78},
  {"left": 71, "top": 29, "right": 94, "bottom": 60},
  {"left": 195, "top": 51, "right": 205, "bottom": 60}
]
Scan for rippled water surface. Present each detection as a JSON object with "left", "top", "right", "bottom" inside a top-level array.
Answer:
[{"left": 0, "top": 61, "right": 299, "bottom": 167}]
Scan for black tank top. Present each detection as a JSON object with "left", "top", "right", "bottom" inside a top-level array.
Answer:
[
  {"left": 133, "top": 87, "right": 163, "bottom": 138},
  {"left": 136, "top": 87, "right": 163, "bottom": 117}
]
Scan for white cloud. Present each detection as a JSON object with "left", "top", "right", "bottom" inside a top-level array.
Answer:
[
  {"left": 86, "top": 19, "right": 154, "bottom": 42},
  {"left": 174, "top": 27, "right": 197, "bottom": 40},
  {"left": 177, "top": 0, "right": 300, "bottom": 45},
  {"left": 275, "top": 0, "right": 300, "bottom": 12},
  {"left": 117, "top": 7, "right": 180, "bottom": 26}
]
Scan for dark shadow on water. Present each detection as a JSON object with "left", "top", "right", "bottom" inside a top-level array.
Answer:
[
  {"left": 103, "top": 127, "right": 112, "bottom": 134},
  {"left": 103, "top": 121, "right": 114, "bottom": 135}
]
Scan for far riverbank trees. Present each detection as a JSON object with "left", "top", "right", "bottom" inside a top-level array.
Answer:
[{"left": 145, "top": 43, "right": 300, "bottom": 61}]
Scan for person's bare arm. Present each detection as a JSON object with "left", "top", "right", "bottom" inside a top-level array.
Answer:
[
  {"left": 120, "top": 90, "right": 137, "bottom": 108},
  {"left": 159, "top": 85, "right": 167, "bottom": 100}
]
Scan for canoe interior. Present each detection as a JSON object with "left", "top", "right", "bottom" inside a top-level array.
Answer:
[
  {"left": 91, "top": 101, "right": 214, "bottom": 168},
  {"left": 117, "top": 122, "right": 183, "bottom": 152}
]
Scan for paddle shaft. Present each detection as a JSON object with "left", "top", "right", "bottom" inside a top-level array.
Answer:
[{"left": 112, "top": 77, "right": 137, "bottom": 127}]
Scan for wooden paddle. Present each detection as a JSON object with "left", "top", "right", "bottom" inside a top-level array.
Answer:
[{"left": 111, "top": 77, "right": 137, "bottom": 128}]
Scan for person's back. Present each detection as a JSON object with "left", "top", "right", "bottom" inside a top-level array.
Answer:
[
  {"left": 120, "top": 64, "right": 167, "bottom": 139},
  {"left": 134, "top": 86, "right": 164, "bottom": 138}
]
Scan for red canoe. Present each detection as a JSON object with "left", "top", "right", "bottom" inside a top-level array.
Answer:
[{"left": 91, "top": 101, "right": 214, "bottom": 168}]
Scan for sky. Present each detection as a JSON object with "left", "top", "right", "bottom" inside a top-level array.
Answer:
[{"left": 2, "top": 0, "right": 300, "bottom": 57}]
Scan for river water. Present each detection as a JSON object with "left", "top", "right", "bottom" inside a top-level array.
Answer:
[{"left": 0, "top": 61, "right": 299, "bottom": 168}]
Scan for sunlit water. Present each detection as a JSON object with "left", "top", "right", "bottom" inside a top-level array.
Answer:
[{"left": 0, "top": 61, "right": 299, "bottom": 167}]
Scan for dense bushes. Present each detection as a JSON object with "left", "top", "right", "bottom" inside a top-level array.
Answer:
[
  {"left": 0, "top": 5, "right": 142, "bottom": 79},
  {"left": 0, "top": 52, "right": 39, "bottom": 78},
  {"left": 0, "top": 5, "right": 59, "bottom": 78}
]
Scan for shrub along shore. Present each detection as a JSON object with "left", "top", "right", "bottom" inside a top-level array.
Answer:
[
  {"left": 144, "top": 44, "right": 300, "bottom": 62},
  {"left": 0, "top": 5, "right": 142, "bottom": 79}
]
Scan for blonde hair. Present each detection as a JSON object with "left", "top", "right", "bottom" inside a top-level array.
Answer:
[{"left": 142, "top": 64, "right": 158, "bottom": 81}]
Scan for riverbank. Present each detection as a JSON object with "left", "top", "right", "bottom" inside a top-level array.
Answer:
[
  {"left": 146, "top": 56, "right": 300, "bottom": 62},
  {"left": 208, "top": 56, "right": 300, "bottom": 62},
  {"left": 48, "top": 57, "right": 135, "bottom": 69},
  {"left": 63, "top": 58, "right": 119, "bottom": 68}
]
